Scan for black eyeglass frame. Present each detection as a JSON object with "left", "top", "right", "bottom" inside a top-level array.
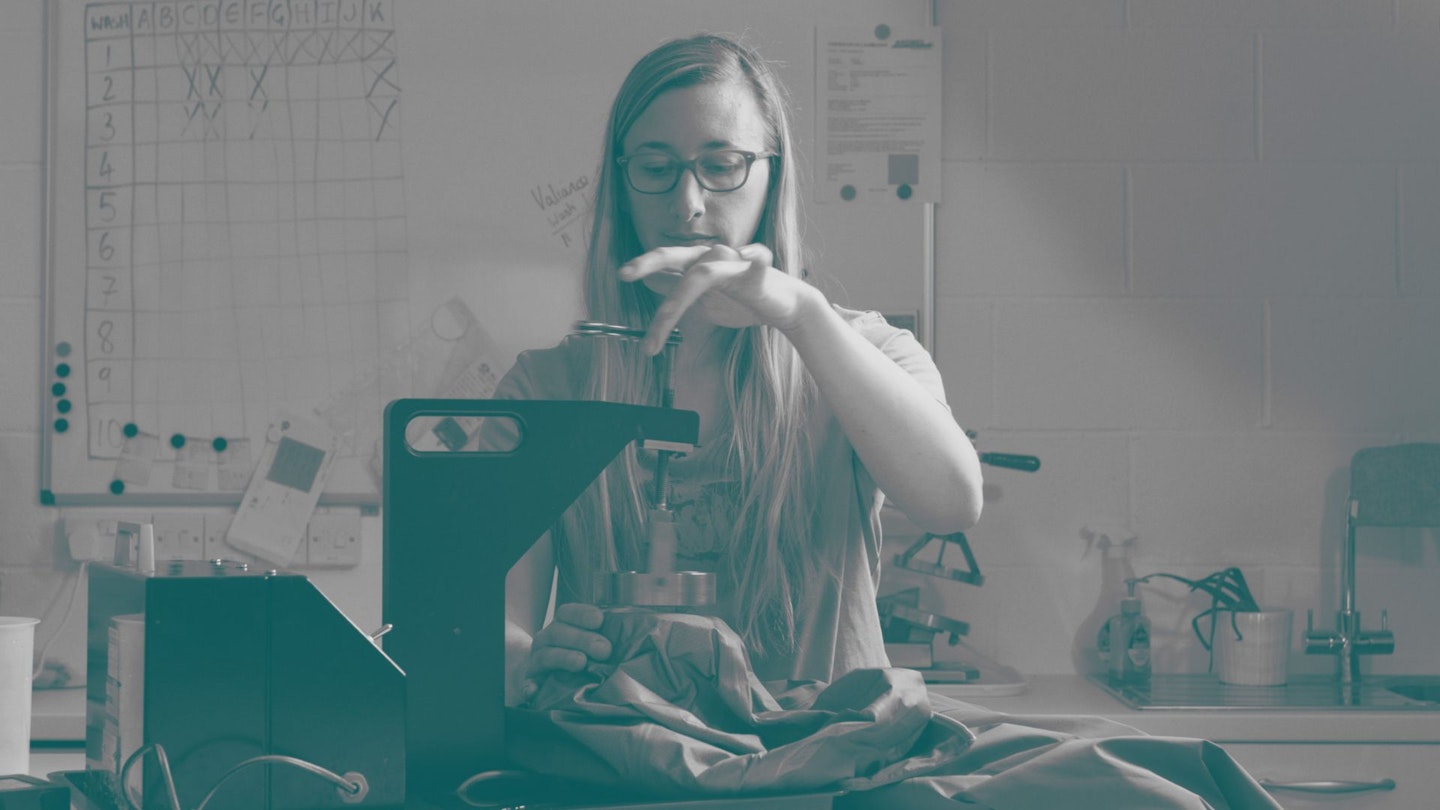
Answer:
[{"left": 616, "top": 149, "right": 777, "bottom": 195}]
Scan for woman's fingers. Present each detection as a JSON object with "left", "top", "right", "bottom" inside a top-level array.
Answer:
[
  {"left": 553, "top": 601, "right": 605, "bottom": 630},
  {"left": 620, "top": 242, "right": 795, "bottom": 353},
  {"left": 642, "top": 246, "right": 749, "bottom": 351},
  {"left": 526, "top": 603, "right": 612, "bottom": 680},
  {"left": 617, "top": 246, "right": 708, "bottom": 282},
  {"left": 527, "top": 644, "right": 590, "bottom": 676}
]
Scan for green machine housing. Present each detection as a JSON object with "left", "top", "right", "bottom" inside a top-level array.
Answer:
[
  {"left": 382, "top": 399, "right": 699, "bottom": 801},
  {"left": 84, "top": 560, "right": 406, "bottom": 810}
]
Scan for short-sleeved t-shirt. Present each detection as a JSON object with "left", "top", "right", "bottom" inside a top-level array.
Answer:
[{"left": 493, "top": 306, "right": 948, "bottom": 684}]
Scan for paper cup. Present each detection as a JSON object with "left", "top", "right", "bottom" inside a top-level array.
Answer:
[
  {"left": 1214, "top": 609, "right": 1292, "bottom": 686},
  {"left": 0, "top": 617, "right": 39, "bottom": 775}
]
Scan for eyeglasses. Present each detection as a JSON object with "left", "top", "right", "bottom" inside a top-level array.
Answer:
[{"left": 617, "top": 149, "right": 774, "bottom": 195}]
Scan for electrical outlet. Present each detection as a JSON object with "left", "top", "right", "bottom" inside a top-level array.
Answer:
[
  {"left": 62, "top": 513, "right": 151, "bottom": 564},
  {"left": 202, "top": 514, "right": 257, "bottom": 566},
  {"left": 152, "top": 514, "right": 205, "bottom": 561},
  {"left": 304, "top": 511, "right": 363, "bottom": 569}
]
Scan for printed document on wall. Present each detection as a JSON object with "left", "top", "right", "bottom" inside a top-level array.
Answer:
[{"left": 816, "top": 25, "right": 942, "bottom": 204}]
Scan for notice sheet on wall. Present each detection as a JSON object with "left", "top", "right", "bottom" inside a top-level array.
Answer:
[{"left": 815, "top": 25, "right": 942, "bottom": 204}]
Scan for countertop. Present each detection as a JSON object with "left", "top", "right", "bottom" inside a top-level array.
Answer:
[
  {"left": 36, "top": 673, "right": 1440, "bottom": 752},
  {"left": 931, "top": 674, "right": 1440, "bottom": 743},
  {"left": 32, "top": 687, "right": 86, "bottom": 743}
]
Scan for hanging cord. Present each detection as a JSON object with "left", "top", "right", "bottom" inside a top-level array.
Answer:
[
  {"left": 32, "top": 560, "right": 88, "bottom": 681},
  {"left": 119, "top": 743, "right": 368, "bottom": 810},
  {"left": 119, "top": 744, "right": 183, "bottom": 810}
]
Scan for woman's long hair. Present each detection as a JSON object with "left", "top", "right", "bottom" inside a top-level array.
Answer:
[{"left": 557, "top": 34, "right": 823, "bottom": 662}]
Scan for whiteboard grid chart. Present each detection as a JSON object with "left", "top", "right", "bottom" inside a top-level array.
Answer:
[{"left": 56, "top": 0, "right": 408, "bottom": 501}]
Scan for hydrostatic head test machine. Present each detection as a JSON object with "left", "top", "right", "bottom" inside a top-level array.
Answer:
[{"left": 384, "top": 323, "right": 718, "bottom": 807}]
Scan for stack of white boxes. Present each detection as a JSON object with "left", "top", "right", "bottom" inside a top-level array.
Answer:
[{"left": 94, "top": 614, "right": 144, "bottom": 800}]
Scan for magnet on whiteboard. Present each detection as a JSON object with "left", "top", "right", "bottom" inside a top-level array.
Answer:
[
  {"left": 897, "top": 183, "right": 913, "bottom": 200},
  {"left": 840, "top": 185, "right": 857, "bottom": 201}
]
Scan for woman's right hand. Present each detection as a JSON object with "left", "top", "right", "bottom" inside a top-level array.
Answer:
[{"left": 522, "top": 603, "right": 612, "bottom": 698}]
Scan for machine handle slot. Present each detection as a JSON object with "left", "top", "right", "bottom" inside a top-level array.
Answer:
[{"left": 401, "top": 412, "right": 523, "bottom": 454}]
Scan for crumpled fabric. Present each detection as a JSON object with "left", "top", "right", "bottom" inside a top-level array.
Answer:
[{"left": 512, "top": 609, "right": 1282, "bottom": 809}]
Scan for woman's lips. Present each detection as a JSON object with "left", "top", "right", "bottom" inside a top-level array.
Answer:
[{"left": 662, "top": 233, "right": 719, "bottom": 246}]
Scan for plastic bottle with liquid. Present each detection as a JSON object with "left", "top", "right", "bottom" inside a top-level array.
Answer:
[
  {"left": 1071, "top": 528, "right": 1136, "bottom": 676},
  {"left": 1106, "top": 580, "right": 1151, "bottom": 686}
]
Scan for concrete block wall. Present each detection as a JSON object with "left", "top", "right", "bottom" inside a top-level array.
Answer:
[
  {"left": 903, "top": 0, "right": 1439, "bottom": 676},
  {"left": 0, "top": 3, "right": 69, "bottom": 663},
  {"left": 0, "top": 1, "right": 1436, "bottom": 682}
]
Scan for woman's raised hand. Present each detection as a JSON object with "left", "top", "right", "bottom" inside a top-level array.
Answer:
[{"left": 618, "top": 242, "right": 819, "bottom": 355}]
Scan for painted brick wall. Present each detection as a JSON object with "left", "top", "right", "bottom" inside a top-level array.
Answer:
[
  {"left": 907, "top": 0, "right": 1440, "bottom": 676},
  {"left": 1, "top": 1, "right": 1436, "bottom": 681}
]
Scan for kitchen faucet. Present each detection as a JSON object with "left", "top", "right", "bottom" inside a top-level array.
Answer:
[
  {"left": 1303, "top": 497, "right": 1394, "bottom": 693},
  {"left": 1295, "top": 441, "right": 1440, "bottom": 695}
]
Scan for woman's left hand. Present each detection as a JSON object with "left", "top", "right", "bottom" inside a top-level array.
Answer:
[{"left": 618, "top": 243, "right": 816, "bottom": 354}]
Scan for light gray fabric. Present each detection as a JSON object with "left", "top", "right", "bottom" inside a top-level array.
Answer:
[{"left": 519, "top": 610, "right": 1283, "bottom": 809}]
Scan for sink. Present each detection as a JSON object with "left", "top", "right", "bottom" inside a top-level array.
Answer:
[{"left": 1378, "top": 676, "right": 1440, "bottom": 705}]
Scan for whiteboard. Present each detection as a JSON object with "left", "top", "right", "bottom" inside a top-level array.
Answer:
[{"left": 42, "top": 0, "right": 930, "bottom": 505}]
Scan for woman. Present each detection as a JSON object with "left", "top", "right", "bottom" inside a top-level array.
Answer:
[{"left": 502, "top": 33, "right": 981, "bottom": 704}]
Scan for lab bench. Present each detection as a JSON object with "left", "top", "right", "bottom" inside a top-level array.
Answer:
[
  {"left": 934, "top": 674, "right": 1440, "bottom": 809},
  {"left": 32, "top": 677, "right": 1440, "bottom": 808}
]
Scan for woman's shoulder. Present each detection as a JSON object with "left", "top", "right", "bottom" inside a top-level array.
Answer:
[
  {"left": 496, "top": 336, "right": 588, "bottom": 400},
  {"left": 832, "top": 305, "right": 921, "bottom": 352},
  {"left": 831, "top": 304, "right": 945, "bottom": 400}
]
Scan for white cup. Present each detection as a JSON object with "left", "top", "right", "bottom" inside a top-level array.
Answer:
[
  {"left": 0, "top": 617, "right": 39, "bottom": 775},
  {"left": 1214, "top": 609, "right": 1293, "bottom": 686}
]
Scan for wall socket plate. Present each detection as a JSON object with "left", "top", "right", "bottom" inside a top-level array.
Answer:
[
  {"left": 152, "top": 513, "right": 205, "bottom": 561},
  {"left": 60, "top": 511, "right": 363, "bottom": 569},
  {"left": 304, "top": 510, "right": 363, "bottom": 568}
]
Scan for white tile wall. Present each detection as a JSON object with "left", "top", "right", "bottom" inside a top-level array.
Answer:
[
  {"left": 1397, "top": 0, "right": 1440, "bottom": 30},
  {"left": 939, "top": 161, "right": 1126, "bottom": 296},
  {"left": 0, "top": 166, "right": 43, "bottom": 298},
  {"left": 1263, "top": 29, "right": 1440, "bottom": 161},
  {"left": 1401, "top": 163, "right": 1440, "bottom": 296},
  {"left": 1131, "top": 163, "right": 1396, "bottom": 297},
  {"left": 923, "top": 1, "right": 1436, "bottom": 677},
  {"left": 1129, "top": 0, "right": 1394, "bottom": 30},
  {"left": 0, "top": 298, "right": 41, "bottom": 433},
  {"left": 958, "top": 432, "right": 1131, "bottom": 568},
  {"left": 988, "top": 28, "right": 1255, "bottom": 161},
  {"left": 1270, "top": 298, "right": 1408, "bottom": 432},
  {"left": 932, "top": 297, "right": 993, "bottom": 425},
  {"left": 1130, "top": 432, "right": 1388, "bottom": 566},
  {"left": 0, "top": 2, "right": 1436, "bottom": 682},
  {"left": 992, "top": 298, "right": 1264, "bottom": 430},
  {"left": 939, "top": 24, "right": 988, "bottom": 161},
  {"left": 0, "top": 29, "right": 44, "bottom": 163},
  {"left": 938, "top": 0, "right": 1124, "bottom": 29}
]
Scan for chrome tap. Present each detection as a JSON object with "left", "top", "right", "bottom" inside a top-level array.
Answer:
[{"left": 1304, "top": 498, "right": 1395, "bottom": 692}]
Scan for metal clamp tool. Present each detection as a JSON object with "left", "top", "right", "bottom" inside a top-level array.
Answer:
[{"left": 572, "top": 322, "right": 716, "bottom": 609}]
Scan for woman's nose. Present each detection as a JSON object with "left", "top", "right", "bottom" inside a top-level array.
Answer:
[{"left": 672, "top": 168, "right": 705, "bottom": 221}]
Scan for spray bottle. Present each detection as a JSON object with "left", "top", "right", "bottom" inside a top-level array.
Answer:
[{"left": 1071, "top": 527, "right": 1137, "bottom": 676}]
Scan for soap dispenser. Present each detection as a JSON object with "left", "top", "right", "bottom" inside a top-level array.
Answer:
[{"left": 1107, "top": 578, "right": 1151, "bottom": 686}]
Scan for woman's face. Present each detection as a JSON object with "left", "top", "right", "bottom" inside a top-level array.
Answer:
[{"left": 620, "top": 80, "right": 773, "bottom": 276}]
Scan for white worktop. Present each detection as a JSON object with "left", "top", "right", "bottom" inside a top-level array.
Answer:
[
  {"left": 33, "top": 673, "right": 1440, "bottom": 765},
  {"left": 931, "top": 674, "right": 1440, "bottom": 743},
  {"left": 32, "top": 686, "right": 86, "bottom": 743}
]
